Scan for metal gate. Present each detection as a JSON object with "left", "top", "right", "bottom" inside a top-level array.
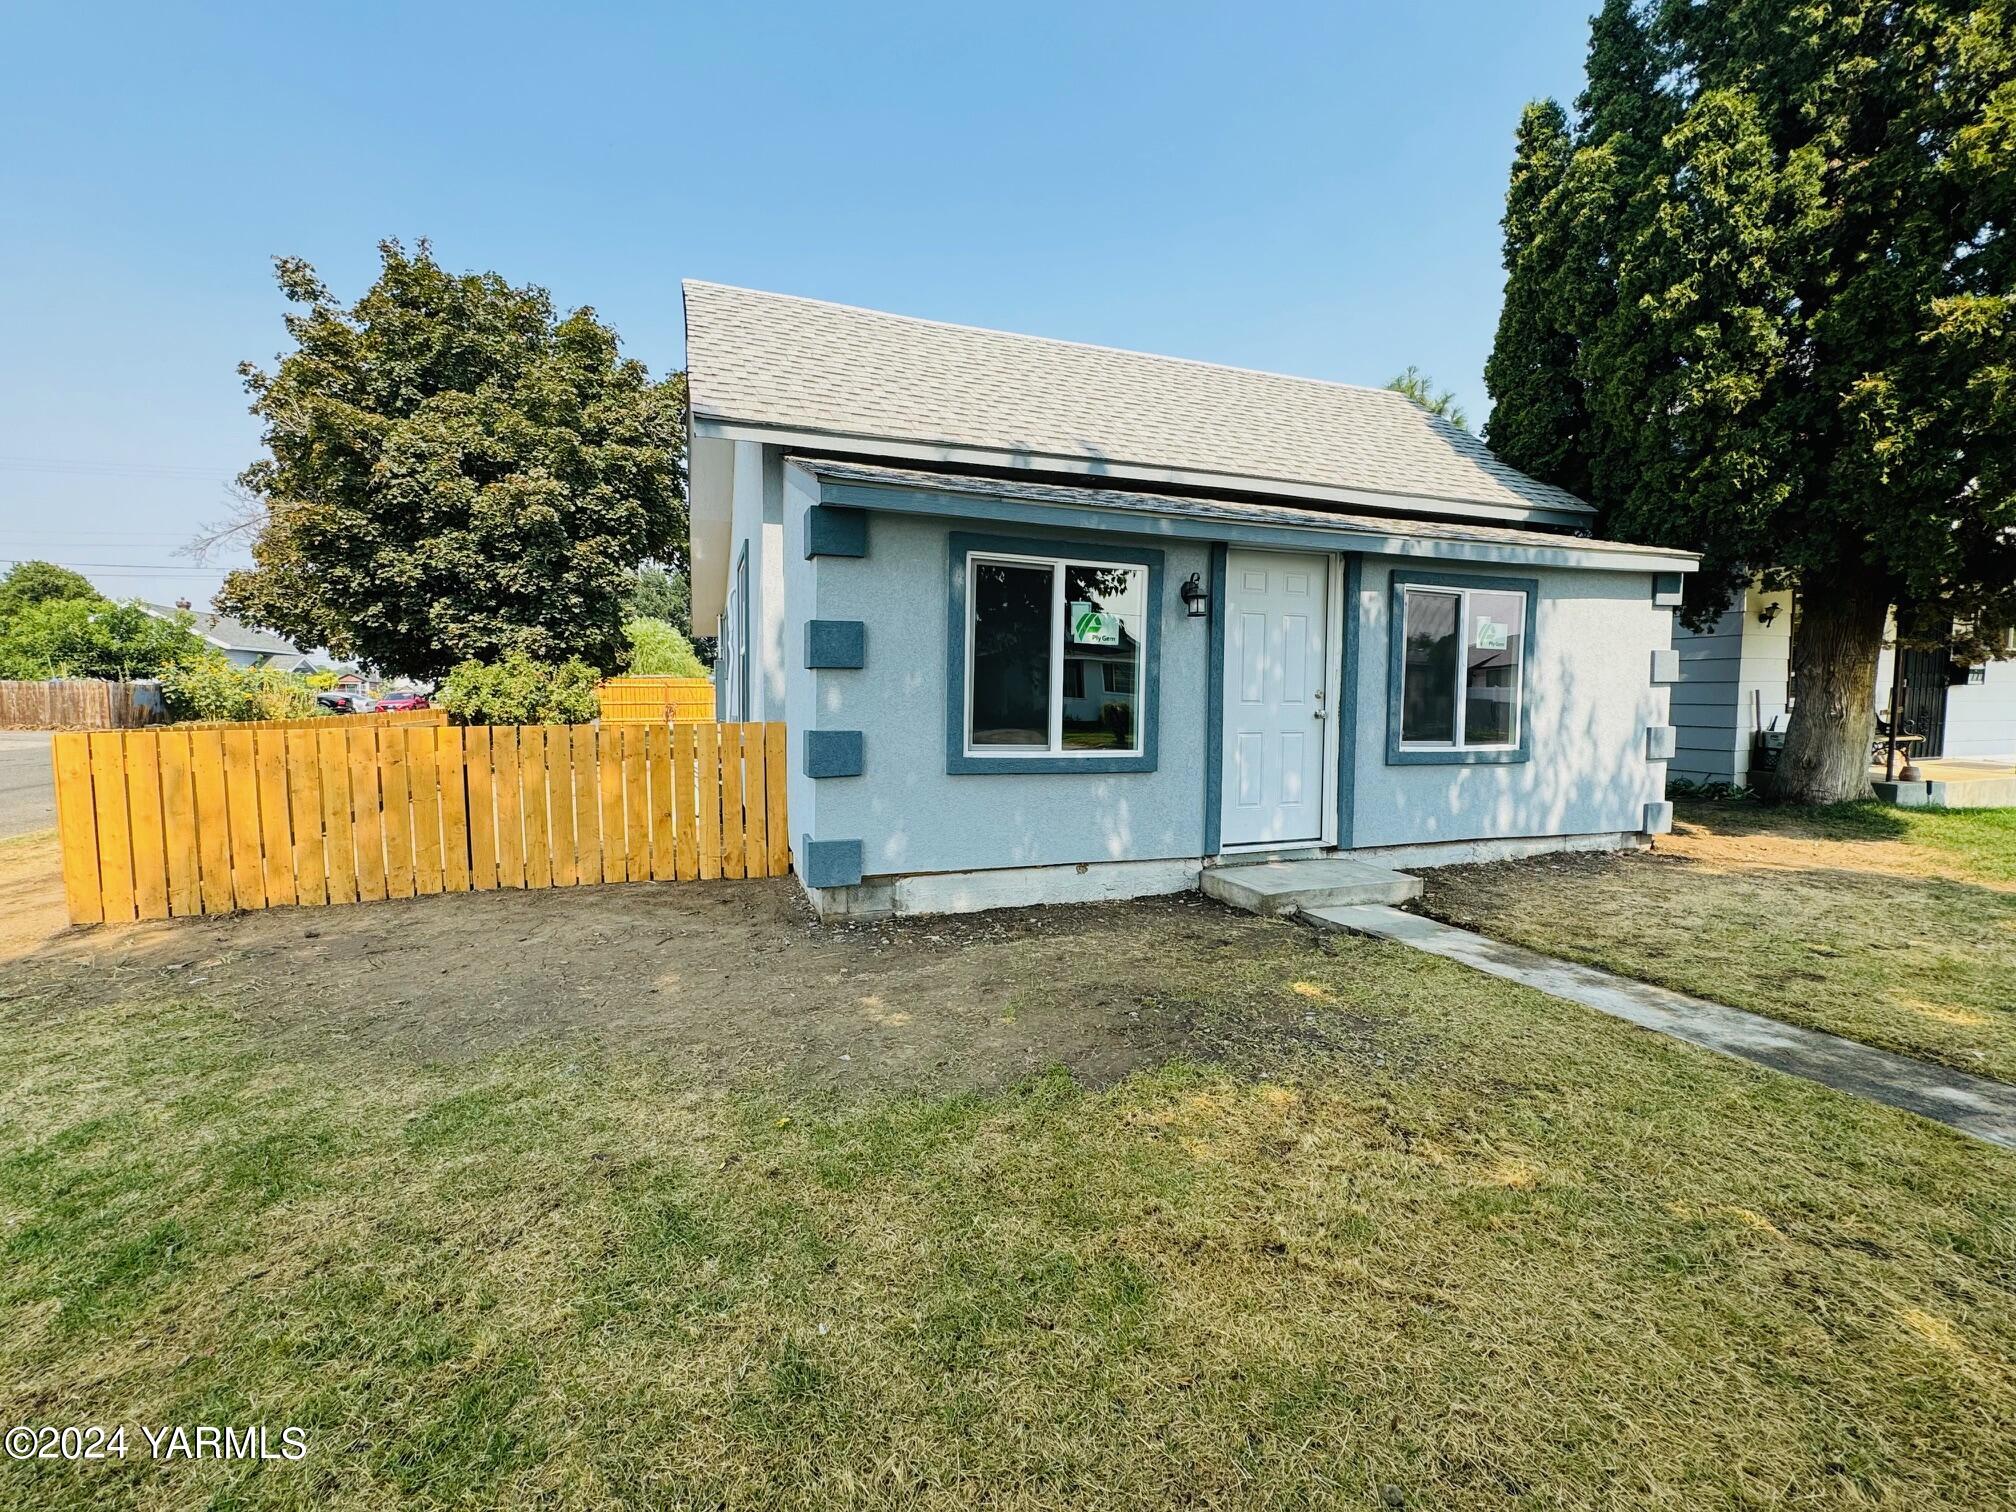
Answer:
[{"left": 1895, "top": 647, "right": 1951, "bottom": 758}]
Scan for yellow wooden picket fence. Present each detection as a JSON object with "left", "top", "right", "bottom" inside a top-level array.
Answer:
[
  {"left": 171, "top": 709, "right": 448, "bottom": 731},
  {"left": 595, "top": 676, "right": 715, "bottom": 725},
  {"left": 53, "top": 720, "right": 788, "bottom": 925}
]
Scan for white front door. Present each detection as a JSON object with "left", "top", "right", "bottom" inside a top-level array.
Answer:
[{"left": 1220, "top": 550, "right": 1330, "bottom": 848}]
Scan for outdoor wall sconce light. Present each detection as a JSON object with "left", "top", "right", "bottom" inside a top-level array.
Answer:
[
  {"left": 1757, "top": 601, "right": 1782, "bottom": 626},
  {"left": 1179, "top": 572, "right": 1208, "bottom": 619}
]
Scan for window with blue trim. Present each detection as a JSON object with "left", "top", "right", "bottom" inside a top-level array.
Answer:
[
  {"left": 1395, "top": 582, "right": 1529, "bottom": 754},
  {"left": 966, "top": 551, "right": 1147, "bottom": 756},
  {"left": 947, "top": 531, "right": 1162, "bottom": 775}
]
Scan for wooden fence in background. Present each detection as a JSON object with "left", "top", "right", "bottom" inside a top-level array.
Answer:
[
  {"left": 596, "top": 676, "right": 716, "bottom": 725},
  {"left": 171, "top": 709, "right": 447, "bottom": 732},
  {"left": 0, "top": 679, "right": 164, "bottom": 730},
  {"left": 52, "top": 720, "right": 787, "bottom": 925}
]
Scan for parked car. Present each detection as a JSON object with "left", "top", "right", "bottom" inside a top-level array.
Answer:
[
  {"left": 315, "top": 690, "right": 373, "bottom": 714},
  {"left": 375, "top": 692, "right": 433, "bottom": 712}
]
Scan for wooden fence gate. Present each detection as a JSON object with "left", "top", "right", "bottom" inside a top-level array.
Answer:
[{"left": 53, "top": 721, "right": 788, "bottom": 925}]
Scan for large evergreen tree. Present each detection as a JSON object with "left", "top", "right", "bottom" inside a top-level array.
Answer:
[
  {"left": 217, "top": 241, "right": 688, "bottom": 677},
  {"left": 1485, "top": 0, "right": 2015, "bottom": 803}
]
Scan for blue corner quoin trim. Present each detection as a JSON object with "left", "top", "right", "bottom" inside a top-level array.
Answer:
[
  {"left": 1201, "top": 543, "right": 1228, "bottom": 855},
  {"left": 805, "top": 619, "right": 866, "bottom": 669},
  {"left": 801, "top": 836, "right": 864, "bottom": 889},
  {"left": 804, "top": 505, "right": 868, "bottom": 559},
  {"left": 944, "top": 530, "right": 1164, "bottom": 775},
  {"left": 1385, "top": 569, "right": 1538, "bottom": 767},
  {"left": 804, "top": 729, "right": 865, "bottom": 778}
]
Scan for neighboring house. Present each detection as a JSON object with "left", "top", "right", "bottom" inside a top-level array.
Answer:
[
  {"left": 1671, "top": 588, "right": 2016, "bottom": 787},
  {"left": 144, "top": 602, "right": 314, "bottom": 672},
  {"left": 684, "top": 282, "right": 1697, "bottom": 917}
]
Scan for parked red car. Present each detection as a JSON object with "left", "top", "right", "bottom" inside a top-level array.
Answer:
[{"left": 374, "top": 692, "right": 433, "bottom": 712}]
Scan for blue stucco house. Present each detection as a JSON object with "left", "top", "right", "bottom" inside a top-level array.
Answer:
[{"left": 683, "top": 282, "right": 1697, "bottom": 917}]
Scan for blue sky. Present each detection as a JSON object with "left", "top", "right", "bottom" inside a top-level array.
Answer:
[{"left": 0, "top": 0, "right": 1594, "bottom": 610}]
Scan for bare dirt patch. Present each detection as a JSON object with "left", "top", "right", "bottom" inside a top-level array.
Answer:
[{"left": 0, "top": 837, "right": 1393, "bottom": 1093}]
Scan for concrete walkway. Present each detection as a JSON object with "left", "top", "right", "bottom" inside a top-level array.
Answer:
[{"left": 1308, "top": 904, "right": 2016, "bottom": 1152}]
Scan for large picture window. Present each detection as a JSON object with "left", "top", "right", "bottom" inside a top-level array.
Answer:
[
  {"left": 948, "top": 534, "right": 1163, "bottom": 775},
  {"left": 968, "top": 553, "right": 1146, "bottom": 755},
  {"left": 1388, "top": 573, "right": 1534, "bottom": 764}
]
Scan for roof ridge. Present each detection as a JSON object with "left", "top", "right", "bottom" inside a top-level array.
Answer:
[{"left": 681, "top": 279, "right": 1422, "bottom": 407}]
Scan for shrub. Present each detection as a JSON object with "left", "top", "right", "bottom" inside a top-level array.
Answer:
[
  {"left": 437, "top": 653, "right": 600, "bottom": 726},
  {"left": 622, "top": 617, "right": 710, "bottom": 679},
  {"left": 158, "top": 654, "right": 321, "bottom": 723}
]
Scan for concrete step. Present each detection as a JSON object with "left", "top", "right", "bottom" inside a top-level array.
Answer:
[{"left": 1200, "top": 857, "right": 1422, "bottom": 916}]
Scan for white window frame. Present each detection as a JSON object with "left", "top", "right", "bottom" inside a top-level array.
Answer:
[
  {"left": 1397, "top": 584, "right": 1527, "bottom": 752},
  {"left": 962, "top": 548, "right": 1149, "bottom": 760}
]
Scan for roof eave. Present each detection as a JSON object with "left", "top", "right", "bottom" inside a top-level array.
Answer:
[
  {"left": 787, "top": 459, "right": 1699, "bottom": 575},
  {"left": 691, "top": 413, "right": 1595, "bottom": 530}
]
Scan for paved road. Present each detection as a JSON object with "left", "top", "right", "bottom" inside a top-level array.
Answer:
[{"left": 0, "top": 732, "right": 56, "bottom": 839}]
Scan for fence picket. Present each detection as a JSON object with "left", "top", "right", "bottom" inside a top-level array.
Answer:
[
  {"left": 125, "top": 733, "right": 170, "bottom": 919},
  {"left": 87, "top": 732, "right": 137, "bottom": 922},
  {"left": 743, "top": 723, "right": 769, "bottom": 880},
  {"left": 159, "top": 732, "right": 201, "bottom": 916},
  {"left": 379, "top": 729, "right": 416, "bottom": 899},
  {"left": 256, "top": 730, "right": 297, "bottom": 908},
  {"left": 571, "top": 725, "right": 599, "bottom": 884},
  {"left": 765, "top": 723, "right": 790, "bottom": 877},
  {"left": 521, "top": 727, "right": 552, "bottom": 890},
  {"left": 438, "top": 728, "right": 471, "bottom": 893},
  {"left": 53, "top": 733, "right": 103, "bottom": 924},
  {"left": 696, "top": 723, "right": 722, "bottom": 881},
  {"left": 672, "top": 724, "right": 699, "bottom": 882},
  {"left": 493, "top": 727, "right": 525, "bottom": 887},
  {"left": 546, "top": 728, "right": 577, "bottom": 887},
  {"left": 287, "top": 730, "right": 327, "bottom": 907},
  {"left": 222, "top": 730, "right": 266, "bottom": 911},
  {"left": 318, "top": 728, "right": 357, "bottom": 905},
  {"left": 190, "top": 730, "right": 234, "bottom": 914},
  {"left": 598, "top": 726, "right": 626, "bottom": 883},
  {"left": 648, "top": 724, "right": 675, "bottom": 881},
  {"left": 720, "top": 724, "right": 746, "bottom": 880},
  {"left": 623, "top": 726, "right": 650, "bottom": 882},
  {"left": 408, "top": 727, "right": 446, "bottom": 896},
  {"left": 348, "top": 728, "right": 388, "bottom": 903},
  {"left": 464, "top": 726, "right": 497, "bottom": 891}
]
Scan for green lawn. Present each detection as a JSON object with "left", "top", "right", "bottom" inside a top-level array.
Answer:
[
  {"left": 1420, "top": 799, "right": 2016, "bottom": 1083},
  {"left": 3, "top": 894, "right": 2014, "bottom": 1508}
]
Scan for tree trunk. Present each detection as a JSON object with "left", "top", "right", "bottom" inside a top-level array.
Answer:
[{"left": 1772, "top": 571, "right": 1889, "bottom": 805}]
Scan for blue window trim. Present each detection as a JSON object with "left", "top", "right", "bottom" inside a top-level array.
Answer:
[
  {"left": 1386, "top": 569, "right": 1538, "bottom": 766},
  {"left": 946, "top": 530, "right": 1163, "bottom": 775}
]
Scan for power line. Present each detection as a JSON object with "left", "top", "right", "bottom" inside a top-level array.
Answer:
[
  {"left": 0, "top": 558, "right": 234, "bottom": 575},
  {"left": 0, "top": 455, "right": 239, "bottom": 481}
]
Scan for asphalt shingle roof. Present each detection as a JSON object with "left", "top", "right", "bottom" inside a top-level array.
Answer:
[
  {"left": 789, "top": 459, "right": 1694, "bottom": 563},
  {"left": 144, "top": 604, "right": 305, "bottom": 657},
  {"left": 684, "top": 281, "right": 1595, "bottom": 520}
]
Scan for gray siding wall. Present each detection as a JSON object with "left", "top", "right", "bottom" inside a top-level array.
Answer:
[
  {"left": 790, "top": 493, "right": 1213, "bottom": 878},
  {"left": 1347, "top": 556, "right": 1670, "bottom": 847},
  {"left": 1669, "top": 583, "right": 1791, "bottom": 786}
]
